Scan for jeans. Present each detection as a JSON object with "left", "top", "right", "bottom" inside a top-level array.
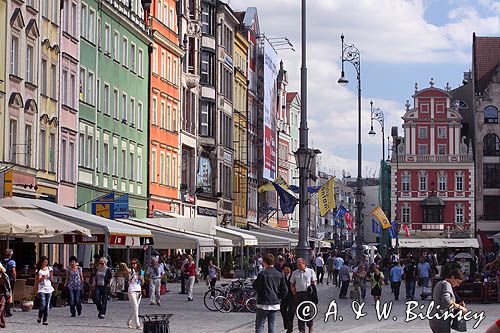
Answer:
[
  {"left": 95, "top": 285, "right": 108, "bottom": 316},
  {"left": 405, "top": 279, "right": 416, "bottom": 299},
  {"left": 255, "top": 308, "right": 278, "bottom": 333},
  {"left": 5, "top": 280, "right": 14, "bottom": 316},
  {"left": 326, "top": 270, "right": 334, "bottom": 285},
  {"left": 69, "top": 288, "right": 82, "bottom": 316},
  {"left": 339, "top": 280, "right": 350, "bottom": 298},
  {"left": 391, "top": 281, "right": 401, "bottom": 300},
  {"left": 316, "top": 267, "right": 324, "bottom": 284},
  {"left": 128, "top": 291, "right": 142, "bottom": 328},
  {"left": 209, "top": 278, "right": 217, "bottom": 297},
  {"left": 38, "top": 292, "right": 52, "bottom": 322},
  {"left": 280, "top": 300, "right": 294, "bottom": 333},
  {"left": 295, "top": 292, "right": 313, "bottom": 332},
  {"left": 0, "top": 295, "right": 6, "bottom": 328},
  {"left": 333, "top": 269, "right": 340, "bottom": 286},
  {"left": 149, "top": 278, "right": 161, "bottom": 304},
  {"left": 180, "top": 275, "right": 186, "bottom": 293},
  {"left": 187, "top": 276, "right": 195, "bottom": 299},
  {"left": 359, "top": 279, "right": 367, "bottom": 300}
]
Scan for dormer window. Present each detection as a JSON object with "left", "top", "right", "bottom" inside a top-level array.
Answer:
[{"left": 484, "top": 106, "right": 498, "bottom": 124}]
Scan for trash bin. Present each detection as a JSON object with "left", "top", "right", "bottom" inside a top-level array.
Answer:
[{"left": 139, "top": 314, "right": 173, "bottom": 333}]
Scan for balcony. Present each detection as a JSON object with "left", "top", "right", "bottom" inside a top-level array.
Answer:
[{"left": 392, "top": 154, "right": 473, "bottom": 163}]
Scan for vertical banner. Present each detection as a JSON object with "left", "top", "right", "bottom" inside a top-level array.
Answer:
[
  {"left": 114, "top": 194, "right": 129, "bottom": 219},
  {"left": 263, "top": 39, "right": 278, "bottom": 180},
  {"left": 3, "top": 170, "right": 13, "bottom": 198},
  {"left": 318, "top": 177, "right": 336, "bottom": 217}
]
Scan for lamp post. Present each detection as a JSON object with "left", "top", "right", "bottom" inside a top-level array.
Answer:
[
  {"left": 294, "top": 0, "right": 311, "bottom": 263},
  {"left": 338, "top": 34, "right": 364, "bottom": 261}
]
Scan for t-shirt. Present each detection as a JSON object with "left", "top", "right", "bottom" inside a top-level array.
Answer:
[
  {"left": 390, "top": 265, "right": 403, "bottom": 282},
  {"left": 290, "top": 268, "right": 317, "bottom": 292},
  {"left": 148, "top": 264, "right": 165, "bottom": 279},
  {"left": 340, "top": 265, "right": 350, "bottom": 281},
  {"left": 96, "top": 267, "right": 107, "bottom": 286},
  {"left": 404, "top": 263, "right": 416, "bottom": 280},
  {"left": 37, "top": 267, "right": 54, "bottom": 294},
  {"left": 128, "top": 270, "right": 143, "bottom": 292},
  {"left": 208, "top": 266, "right": 218, "bottom": 279},
  {"left": 417, "top": 262, "right": 430, "bottom": 278},
  {"left": 326, "top": 257, "right": 335, "bottom": 271},
  {"left": 2, "top": 258, "right": 15, "bottom": 282},
  {"left": 333, "top": 257, "right": 344, "bottom": 270},
  {"left": 186, "top": 262, "right": 196, "bottom": 277}
]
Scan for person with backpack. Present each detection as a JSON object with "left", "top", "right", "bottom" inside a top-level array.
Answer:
[
  {"left": 404, "top": 258, "right": 417, "bottom": 300},
  {"left": 0, "top": 263, "right": 12, "bottom": 328},
  {"left": 2, "top": 249, "right": 16, "bottom": 317},
  {"left": 124, "top": 259, "right": 145, "bottom": 329},
  {"left": 64, "top": 256, "right": 83, "bottom": 317}
]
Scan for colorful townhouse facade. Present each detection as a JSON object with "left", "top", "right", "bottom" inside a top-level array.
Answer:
[
  {"left": 148, "top": 0, "right": 183, "bottom": 215},
  {"left": 390, "top": 83, "right": 475, "bottom": 239},
  {"left": 3, "top": 0, "right": 41, "bottom": 198},
  {"left": 0, "top": 0, "right": 5, "bottom": 164},
  {"left": 77, "top": 0, "right": 151, "bottom": 218},
  {"left": 58, "top": 0, "right": 80, "bottom": 207},
  {"left": 232, "top": 27, "right": 249, "bottom": 228},
  {"left": 286, "top": 91, "right": 300, "bottom": 230}
]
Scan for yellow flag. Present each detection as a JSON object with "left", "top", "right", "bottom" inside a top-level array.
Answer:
[
  {"left": 318, "top": 177, "right": 336, "bottom": 217},
  {"left": 371, "top": 206, "right": 391, "bottom": 229},
  {"left": 258, "top": 175, "right": 289, "bottom": 193}
]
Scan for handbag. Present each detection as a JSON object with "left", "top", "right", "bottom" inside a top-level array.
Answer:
[
  {"left": 450, "top": 309, "right": 467, "bottom": 332},
  {"left": 307, "top": 284, "right": 319, "bottom": 305}
]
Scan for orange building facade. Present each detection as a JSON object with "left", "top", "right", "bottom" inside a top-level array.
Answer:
[{"left": 148, "top": 0, "right": 183, "bottom": 215}]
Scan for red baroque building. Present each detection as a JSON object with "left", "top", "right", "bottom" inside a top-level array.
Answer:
[{"left": 390, "top": 83, "right": 475, "bottom": 239}]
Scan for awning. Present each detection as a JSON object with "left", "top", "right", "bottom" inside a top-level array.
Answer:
[
  {"left": 121, "top": 219, "right": 215, "bottom": 253},
  {"left": 228, "top": 226, "right": 291, "bottom": 248},
  {"left": 396, "top": 238, "right": 479, "bottom": 249},
  {"left": 0, "top": 198, "right": 91, "bottom": 239},
  {"left": 13, "top": 197, "right": 152, "bottom": 248},
  {"left": 0, "top": 206, "right": 46, "bottom": 237},
  {"left": 216, "top": 226, "right": 258, "bottom": 246},
  {"left": 257, "top": 225, "right": 298, "bottom": 246}
]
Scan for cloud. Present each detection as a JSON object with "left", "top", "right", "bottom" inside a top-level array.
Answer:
[{"left": 229, "top": 0, "right": 500, "bottom": 176}]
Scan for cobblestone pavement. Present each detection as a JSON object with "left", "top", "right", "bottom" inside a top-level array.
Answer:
[{"left": 4, "top": 281, "right": 498, "bottom": 332}]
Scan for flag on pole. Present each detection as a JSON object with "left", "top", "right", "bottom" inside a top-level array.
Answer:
[
  {"left": 345, "top": 212, "right": 353, "bottom": 230},
  {"left": 289, "top": 185, "right": 322, "bottom": 193},
  {"left": 318, "top": 177, "right": 336, "bottom": 217},
  {"left": 272, "top": 182, "right": 298, "bottom": 215},
  {"left": 334, "top": 204, "right": 348, "bottom": 222},
  {"left": 402, "top": 224, "right": 410, "bottom": 237},
  {"left": 371, "top": 218, "right": 379, "bottom": 234},
  {"left": 370, "top": 206, "right": 391, "bottom": 229},
  {"left": 258, "top": 175, "right": 290, "bottom": 192}
]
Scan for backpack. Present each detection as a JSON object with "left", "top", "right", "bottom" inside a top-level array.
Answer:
[
  {"left": 2, "top": 259, "right": 13, "bottom": 280},
  {"left": 405, "top": 264, "right": 415, "bottom": 280}
]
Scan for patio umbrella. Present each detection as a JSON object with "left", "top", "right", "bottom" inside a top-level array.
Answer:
[
  {"left": 0, "top": 197, "right": 91, "bottom": 237},
  {"left": 0, "top": 206, "right": 46, "bottom": 236}
]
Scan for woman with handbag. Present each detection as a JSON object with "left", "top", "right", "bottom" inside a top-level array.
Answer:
[
  {"left": 64, "top": 256, "right": 84, "bottom": 317},
  {"left": 370, "top": 265, "right": 384, "bottom": 302},
  {"left": 123, "top": 259, "right": 144, "bottom": 329},
  {"left": 0, "top": 263, "right": 12, "bottom": 328},
  {"left": 429, "top": 268, "right": 467, "bottom": 333}
]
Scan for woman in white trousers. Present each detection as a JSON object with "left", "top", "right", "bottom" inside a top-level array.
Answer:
[{"left": 123, "top": 259, "right": 144, "bottom": 329}]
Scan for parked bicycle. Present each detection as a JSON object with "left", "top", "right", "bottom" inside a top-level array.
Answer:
[{"left": 203, "top": 278, "right": 256, "bottom": 313}]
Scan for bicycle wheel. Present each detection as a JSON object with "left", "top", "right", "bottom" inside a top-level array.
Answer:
[
  {"left": 203, "top": 288, "right": 224, "bottom": 312},
  {"left": 245, "top": 297, "right": 257, "bottom": 313},
  {"left": 214, "top": 295, "right": 233, "bottom": 313}
]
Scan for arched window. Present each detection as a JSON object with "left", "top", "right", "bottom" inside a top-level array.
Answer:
[
  {"left": 484, "top": 106, "right": 498, "bottom": 124},
  {"left": 483, "top": 133, "right": 500, "bottom": 156}
]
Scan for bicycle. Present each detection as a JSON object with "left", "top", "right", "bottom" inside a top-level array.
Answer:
[{"left": 212, "top": 279, "right": 256, "bottom": 313}]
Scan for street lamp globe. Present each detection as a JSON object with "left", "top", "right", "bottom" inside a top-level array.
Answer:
[
  {"left": 368, "top": 127, "right": 376, "bottom": 137},
  {"left": 337, "top": 73, "right": 349, "bottom": 87}
]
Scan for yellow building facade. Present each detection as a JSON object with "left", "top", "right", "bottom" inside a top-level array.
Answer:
[{"left": 233, "top": 30, "right": 249, "bottom": 227}]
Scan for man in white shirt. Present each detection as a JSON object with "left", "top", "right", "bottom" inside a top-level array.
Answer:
[
  {"left": 314, "top": 253, "right": 325, "bottom": 284},
  {"left": 291, "top": 258, "right": 317, "bottom": 333}
]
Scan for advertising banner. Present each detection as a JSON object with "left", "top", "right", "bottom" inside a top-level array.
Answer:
[
  {"left": 114, "top": 194, "right": 129, "bottom": 219},
  {"left": 263, "top": 39, "right": 278, "bottom": 180},
  {"left": 91, "top": 192, "right": 115, "bottom": 219}
]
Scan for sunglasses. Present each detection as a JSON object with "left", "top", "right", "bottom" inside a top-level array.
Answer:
[
  {"left": 99, "top": 262, "right": 105, "bottom": 265},
  {"left": 131, "top": 262, "right": 138, "bottom": 265}
]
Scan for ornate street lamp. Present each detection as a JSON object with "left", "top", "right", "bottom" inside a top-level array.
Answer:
[{"left": 338, "top": 34, "right": 364, "bottom": 261}]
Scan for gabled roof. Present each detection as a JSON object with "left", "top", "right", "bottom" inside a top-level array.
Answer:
[
  {"left": 473, "top": 33, "right": 500, "bottom": 93},
  {"left": 10, "top": 8, "right": 25, "bottom": 29},
  {"left": 286, "top": 92, "right": 298, "bottom": 104},
  {"left": 26, "top": 19, "right": 39, "bottom": 38},
  {"left": 242, "top": 7, "right": 259, "bottom": 35}
]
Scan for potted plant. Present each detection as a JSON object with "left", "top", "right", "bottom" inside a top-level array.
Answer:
[{"left": 21, "top": 294, "right": 36, "bottom": 312}]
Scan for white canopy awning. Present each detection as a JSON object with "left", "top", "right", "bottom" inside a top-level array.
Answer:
[
  {"left": 396, "top": 238, "right": 479, "bottom": 248},
  {"left": 11, "top": 197, "right": 151, "bottom": 248},
  {"left": 0, "top": 206, "right": 46, "bottom": 236},
  {"left": 216, "top": 226, "right": 258, "bottom": 247},
  {"left": 228, "top": 226, "right": 291, "bottom": 248},
  {"left": 257, "top": 225, "right": 298, "bottom": 246},
  {"left": 120, "top": 219, "right": 215, "bottom": 253},
  {"left": 397, "top": 239, "right": 433, "bottom": 248}
]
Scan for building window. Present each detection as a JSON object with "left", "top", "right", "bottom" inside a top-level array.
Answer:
[
  {"left": 172, "top": 156, "right": 176, "bottom": 187},
  {"left": 85, "top": 134, "right": 93, "bottom": 168},
  {"left": 122, "top": 93, "right": 127, "bottom": 122},
  {"left": 220, "top": 65, "right": 233, "bottom": 100},
  {"left": 129, "top": 151, "right": 134, "bottom": 180},
  {"left": 40, "top": 130, "right": 46, "bottom": 170},
  {"left": 121, "top": 148, "right": 126, "bottom": 178},
  {"left": 222, "top": 25, "right": 233, "bottom": 55},
  {"left": 9, "top": 119, "right": 17, "bottom": 163},
  {"left": 437, "top": 144, "right": 446, "bottom": 155},
  {"left": 484, "top": 164, "right": 500, "bottom": 188},
  {"left": 112, "top": 145, "right": 118, "bottom": 175},
  {"left": 130, "top": 43, "right": 136, "bottom": 72},
  {"left": 418, "top": 144, "right": 427, "bottom": 155},
  {"left": 103, "top": 142, "right": 109, "bottom": 174},
  {"left": 167, "top": 104, "right": 171, "bottom": 130},
  {"left": 96, "top": 78, "right": 100, "bottom": 110},
  {"left": 455, "top": 204, "right": 464, "bottom": 224},
  {"left": 173, "top": 59, "right": 177, "bottom": 85},
  {"left": 402, "top": 205, "right": 410, "bottom": 224},
  {"left": 152, "top": 97, "right": 157, "bottom": 126},
  {"left": 41, "top": 60, "right": 48, "bottom": 95},
  {"left": 26, "top": 45, "right": 34, "bottom": 83},
  {"left": 25, "top": 124, "right": 32, "bottom": 167},
  {"left": 435, "top": 103, "right": 445, "bottom": 113},
  {"left": 166, "top": 154, "right": 171, "bottom": 186},
  {"left": 79, "top": 67, "right": 85, "bottom": 101},
  {"left": 42, "top": 0, "right": 49, "bottom": 17},
  {"left": 95, "top": 138, "right": 99, "bottom": 172},
  {"left": 484, "top": 196, "right": 500, "bottom": 220},
  {"left": 419, "top": 172, "right": 427, "bottom": 192},
  {"left": 483, "top": 134, "right": 500, "bottom": 156},
  {"left": 167, "top": 55, "right": 171, "bottom": 81},
  {"left": 200, "top": 51, "right": 214, "bottom": 85},
  {"left": 113, "top": 31, "right": 119, "bottom": 61},
  {"left": 86, "top": 71, "right": 94, "bottom": 105},
  {"left": 130, "top": 98, "right": 135, "bottom": 126},
  {"left": 122, "top": 37, "right": 128, "bottom": 67},
  {"left": 169, "top": 8, "right": 174, "bottom": 30},
  {"left": 420, "top": 103, "right": 429, "bottom": 113},
  {"left": 484, "top": 106, "right": 499, "bottom": 124},
  {"left": 88, "top": 9, "right": 95, "bottom": 43},
  {"left": 78, "top": 133, "right": 84, "bottom": 166},
  {"left": 103, "top": 84, "right": 110, "bottom": 115},
  {"left": 220, "top": 113, "right": 232, "bottom": 148},
  {"left": 160, "top": 101, "right": 165, "bottom": 128},
  {"left": 418, "top": 127, "right": 427, "bottom": 138},
  {"left": 138, "top": 49, "right": 144, "bottom": 77},
  {"left": 402, "top": 173, "right": 410, "bottom": 192},
  {"left": 423, "top": 205, "right": 443, "bottom": 224},
  {"left": 81, "top": 3, "right": 87, "bottom": 39},
  {"left": 51, "top": 0, "right": 58, "bottom": 22},
  {"left": 438, "top": 172, "right": 447, "bottom": 191},
  {"left": 201, "top": 2, "right": 214, "bottom": 35},
  {"left": 200, "top": 101, "right": 214, "bottom": 137},
  {"left": 51, "top": 64, "right": 57, "bottom": 99},
  {"left": 69, "top": 142, "right": 75, "bottom": 182},
  {"left": 138, "top": 102, "right": 143, "bottom": 130},
  {"left": 455, "top": 172, "right": 464, "bottom": 192},
  {"left": 172, "top": 107, "right": 177, "bottom": 132},
  {"left": 113, "top": 88, "right": 119, "bottom": 118},
  {"left": 71, "top": 2, "right": 77, "bottom": 36},
  {"left": 152, "top": 46, "right": 158, "bottom": 74},
  {"left": 104, "top": 24, "right": 110, "bottom": 54},
  {"left": 137, "top": 152, "right": 142, "bottom": 183},
  {"left": 160, "top": 152, "right": 165, "bottom": 185},
  {"left": 70, "top": 74, "right": 76, "bottom": 108},
  {"left": 62, "top": 70, "right": 68, "bottom": 105},
  {"left": 151, "top": 150, "right": 157, "bottom": 183},
  {"left": 161, "top": 51, "right": 165, "bottom": 78},
  {"left": 437, "top": 127, "right": 447, "bottom": 138}
]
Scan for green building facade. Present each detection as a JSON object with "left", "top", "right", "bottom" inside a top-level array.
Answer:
[{"left": 78, "top": 0, "right": 151, "bottom": 218}]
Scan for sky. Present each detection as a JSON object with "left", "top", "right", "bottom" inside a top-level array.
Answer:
[{"left": 229, "top": 0, "right": 500, "bottom": 178}]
